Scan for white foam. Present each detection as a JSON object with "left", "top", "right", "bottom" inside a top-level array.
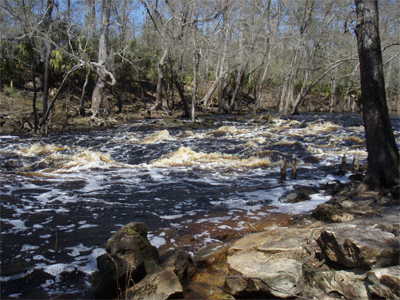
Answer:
[
  {"left": 150, "top": 236, "right": 167, "bottom": 248},
  {"left": 42, "top": 263, "right": 74, "bottom": 277},
  {"left": 65, "top": 244, "right": 92, "bottom": 257},
  {"left": 21, "top": 244, "right": 39, "bottom": 252},
  {"left": 159, "top": 214, "right": 183, "bottom": 220},
  {"left": 78, "top": 248, "right": 107, "bottom": 275},
  {"left": 270, "top": 193, "right": 330, "bottom": 214},
  {"left": 78, "top": 224, "right": 99, "bottom": 229},
  {"left": 2, "top": 219, "right": 28, "bottom": 232}
]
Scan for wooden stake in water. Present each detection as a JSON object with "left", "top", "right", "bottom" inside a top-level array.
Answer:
[
  {"left": 291, "top": 155, "right": 297, "bottom": 179},
  {"left": 280, "top": 159, "right": 287, "bottom": 181}
]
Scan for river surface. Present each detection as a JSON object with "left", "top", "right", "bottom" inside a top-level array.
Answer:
[{"left": 1, "top": 113, "right": 399, "bottom": 299}]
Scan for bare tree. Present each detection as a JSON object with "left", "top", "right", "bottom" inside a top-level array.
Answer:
[
  {"left": 91, "top": 0, "right": 116, "bottom": 119},
  {"left": 40, "top": 0, "right": 54, "bottom": 125}
]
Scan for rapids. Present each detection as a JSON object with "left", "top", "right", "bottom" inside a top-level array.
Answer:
[{"left": 1, "top": 113, "right": 399, "bottom": 299}]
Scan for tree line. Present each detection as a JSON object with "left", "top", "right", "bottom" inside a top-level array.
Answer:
[{"left": 1, "top": 0, "right": 399, "bottom": 126}]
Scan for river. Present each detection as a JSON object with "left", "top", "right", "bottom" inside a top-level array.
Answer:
[{"left": 1, "top": 113, "right": 399, "bottom": 299}]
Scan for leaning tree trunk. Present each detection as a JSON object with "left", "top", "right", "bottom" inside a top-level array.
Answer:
[{"left": 354, "top": 0, "right": 400, "bottom": 189}]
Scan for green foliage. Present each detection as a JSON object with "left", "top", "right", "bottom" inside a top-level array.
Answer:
[
  {"left": 294, "top": 80, "right": 304, "bottom": 93},
  {"left": 311, "top": 82, "right": 331, "bottom": 98},
  {"left": 50, "top": 49, "right": 64, "bottom": 72},
  {"left": 3, "top": 80, "right": 15, "bottom": 98}
]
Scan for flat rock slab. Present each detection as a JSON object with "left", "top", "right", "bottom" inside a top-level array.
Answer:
[
  {"left": 225, "top": 228, "right": 318, "bottom": 298},
  {"left": 229, "top": 228, "right": 319, "bottom": 257},
  {"left": 312, "top": 269, "right": 368, "bottom": 299},
  {"left": 225, "top": 251, "right": 303, "bottom": 299},
  {"left": 125, "top": 268, "right": 183, "bottom": 300}
]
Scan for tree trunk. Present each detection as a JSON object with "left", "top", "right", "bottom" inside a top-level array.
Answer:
[
  {"left": 354, "top": 0, "right": 400, "bottom": 189},
  {"left": 173, "top": 75, "right": 190, "bottom": 118},
  {"left": 41, "top": 0, "right": 54, "bottom": 124},
  {"left": 329, "top": 66, "right": 338, "bottom": 112},
  {"left": 192, "top": 50, "right": 200, "bottom": 122},
  {"left": 228, "top": 29, "right": 244, "bottom": 113},
  {"left": 151, "top": 47, "right": 168, "bottom": 111},
  {"left": 28, "top": 37, "right": 38, "bottom": 132},
  {"left": 80, "top": 68, "right": 90, "bottom": 116},
  {"left": 91, "top": 0, "right": 112, "bottom": 118}
]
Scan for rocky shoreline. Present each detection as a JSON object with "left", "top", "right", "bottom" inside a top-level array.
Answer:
[{"left": 91, "top": 180, "right": 399, "bottom": 300}]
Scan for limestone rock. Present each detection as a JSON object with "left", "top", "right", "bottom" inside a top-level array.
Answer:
[
  {"left": 105, "top": 222, "right": 159, "bottom": 273},
  {"left": 224, "top": 228, "right": 318, "bottom": 298},
  {"left": 312, "top": 269, "right": 368, "bottom": 299},
  {"left": 316, "top": 226, "right": 400, "bottom": 269},
  {"left": 125, "top": 268, "right": 183, "bottom": 300},
  {"left": 225, "top": 251, "right": 303, "bottom": 299},
  {"left": 366, "top": 266, "right": 400, "bottom": 300},
  {"left": 229, "top": 228, "right": 318, "bottom": 257}
]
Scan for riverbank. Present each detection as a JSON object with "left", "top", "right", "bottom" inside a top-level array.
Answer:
[
  {"left": 91, "top": 178, "right": 399, "bottom": 299},
  {"left": 183, "top": 180, "right": 400, "bottom": 299}
]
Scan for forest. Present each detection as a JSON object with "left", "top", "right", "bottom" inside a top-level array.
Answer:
[{"left": 1, "top": 0, "right": 399, "bottom": 133}]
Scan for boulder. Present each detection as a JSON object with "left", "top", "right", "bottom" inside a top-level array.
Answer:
[
  {"left": 316, "top": 226, "right": 400, "bottom": 269},
  {"left": 105, "top": 222, "right": 160, "bottom": 273},
  {"left": 92, "top": 253, "right": 146, "bottom": 299},
  {"left": 312, "top": 203, "right": 355, "bottom": 222},
  {"left": 366, "top": 266, "right": 400, "bottom": 300},
  {"left": 312, "top": 269, "right": 368, "bottom": 299},
  {"left": 92, "top": 223, "right": 196, "bottom": 300},
  {"left": 225, "top": 252, "right": 303, "bottom": 299},
  {"left": 224, "top": 228, "right": 319, "bottom": 298}
]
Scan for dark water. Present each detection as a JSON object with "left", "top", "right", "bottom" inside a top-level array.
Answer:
[{"left": 1, "top": 113, "right": 399, "bottom": 299}]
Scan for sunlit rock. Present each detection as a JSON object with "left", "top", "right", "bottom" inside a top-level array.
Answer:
[
  {"left": 366, "top": 266, "right": 400, "bottom": 299},
  {"left": 125, "top": 268, "right": 183, "bottom": 300},
  {"left": 225, "top": 253, "right": 303, "bottom": 298},
  {"left": 224, "top": 228, "right": 319, "bottom": 298},
  {"left": 125, "top": 252, "right": 195, "bottom": 300},
  {"left": 316, "top": 226, "right": 400, "bottom": 269},
  {"left": 312, "top": 203, "right": 355, "bottom": 222},
  {"left": 312, "top": 269, "right": 368, "bottom": 299}
]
